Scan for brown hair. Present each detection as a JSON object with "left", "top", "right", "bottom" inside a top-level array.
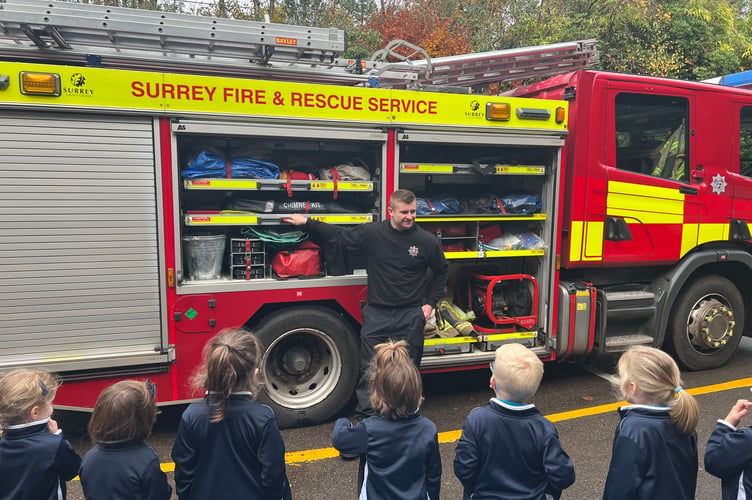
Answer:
[
  {"left": 617, "top": 345, "right": 699, "bottom": 435},
  {"left": 191, "top": 329, "right": 263, "bottom": 423},
  {"left": 0, "top": 369, "right": 59, "bottom": 433},
  {"left": 88, "top": 380, "right": 157, "bottom": 444},
  {"left": 369, "top": 340, "right": 423, "bottom": 419},
  {"left": 492, "top": 343, "right": 544, "bottom": 402},
  {"left": 389, "top": 189, "right": 416, "bottom": 207}
]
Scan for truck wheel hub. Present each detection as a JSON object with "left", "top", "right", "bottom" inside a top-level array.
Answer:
[
  {"left": 281, "top": 347, "right": 312, "bottom": 375},
  {"left": 688, "top": 299, "right": 735, "bottom": 349}
]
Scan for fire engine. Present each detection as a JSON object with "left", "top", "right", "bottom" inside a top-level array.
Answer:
[{"left": 1, "top": 0, "right": 747, "bottom": 428}]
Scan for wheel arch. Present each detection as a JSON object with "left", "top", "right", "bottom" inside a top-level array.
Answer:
[{"left": 246, "top": 298, "right": 363, "bottom": 335}]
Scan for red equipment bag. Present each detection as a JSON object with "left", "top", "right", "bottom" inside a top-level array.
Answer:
[{"left": 271, "top": 240, "right": 322, "bottom": 278}]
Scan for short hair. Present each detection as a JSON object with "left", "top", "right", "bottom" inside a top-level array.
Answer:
[
  {"left": 88, "top": 380, "right": 157, "bottom": 444},
  {"left": 617, "top": 345, "right": 698, "bottom": 435},
  {"left": 369, "top": 340, "right": 423, "bottom": 419},
  {"left": 191, "top": 329, "right": 264, "bottom": 423},
  {"left": 492, "top": 343, "right": 543, "bottom": 402},
  {"left": 389, "top": 189, "right": 416, "bottom": 208},
  {"left": 0, "top": 369, "right": 59, "bottom": 431}
]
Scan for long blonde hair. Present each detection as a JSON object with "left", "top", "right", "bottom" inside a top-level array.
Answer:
[
  {"left": 369, "top": 340, "right": 423, "bottom": 419},
  {"left": 618, "top": 346, "right": 699, "bottom": 435}
]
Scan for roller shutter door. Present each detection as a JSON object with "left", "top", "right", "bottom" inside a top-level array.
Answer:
[{"left": 0, "top": 111, "right": 168, "bottom": 372}]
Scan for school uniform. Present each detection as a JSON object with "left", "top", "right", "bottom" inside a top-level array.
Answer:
[
  {"left": 704, "top": 419, "right": 752, "bottom": 499},
  {"left": 171, "top": 392, "right": 292, "bottom": 500},
  {"left": 79, "top": 440, "right": 171, "bottom": 500},
  {"left": 0, "top": 418, "right": 81, "bottom": 500},
  {"left": 603, "top": 405, "right": 698, "bottom": 500},
  {"left": 453, "top": 399, "right": 574, "bottom": 500},
  {"left": 332, "top": 412, "right": 441, "bottom": 500}
]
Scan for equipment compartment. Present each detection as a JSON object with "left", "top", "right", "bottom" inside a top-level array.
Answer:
[{"left": 173, "top": 122, "right": 387, "bottom": 284}]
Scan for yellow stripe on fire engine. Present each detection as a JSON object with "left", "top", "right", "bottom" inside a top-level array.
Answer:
[
  {"left": 607, "top": 181, "right": 684, "bottom": 225},
  {"left": 0, "top": 62, "right": 567, "bottom": 130},
  {"left": 567, "top": 220, "right": 603, "bottom": 262},
  {"left": 698, "top": 223, "right": 730, "bottom": 245},
  {"left": 583, "top": 221, "right": 604, "bottom": 261},
  {"left": 681, "top": 223, "right": 699, "bottom": 258},
  {"left": 569, "top": 220, "right": 584, "bottom": 263}
]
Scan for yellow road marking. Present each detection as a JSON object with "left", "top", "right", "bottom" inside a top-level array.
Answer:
[{"left": 71, "top": 376, "right": 752, "bottom": 479}]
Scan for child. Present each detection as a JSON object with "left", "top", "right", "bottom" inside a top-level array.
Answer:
[
  {"left": 331, "top": 339, "right": 441, "bottom": 500},
  {"left": 453, "top": 343, "right": 575, "bottom": 500},
  {"left": 603, "top": 345, "right": 699, "bottom": 499},
  {"left": 171, "top": 329, "right": 292, "bottom": 500},
  {"left": 0, "top": 368, "right": 82, "bottom": 500},
  {"left": 79, "top": 379, "right": 172, "bottom": 500},
  {"left": 704, "top": 388, "right": 752, "bottom": 499}
]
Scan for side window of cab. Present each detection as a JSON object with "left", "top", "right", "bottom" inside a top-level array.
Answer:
[
  {"left": 740, "top": 107, "right": 752, "bottom": 177},
  {"left": 614, "top": 93, "right": 690, "bottom": 182}
]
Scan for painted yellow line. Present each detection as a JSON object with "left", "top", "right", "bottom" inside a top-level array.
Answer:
[{"left": 71, "top": 376, "right": 752, "bottom": 480}]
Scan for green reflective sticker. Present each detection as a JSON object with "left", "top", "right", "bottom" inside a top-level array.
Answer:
[{"left": 185, "top": 308, "right": 198, "bottom": 320}]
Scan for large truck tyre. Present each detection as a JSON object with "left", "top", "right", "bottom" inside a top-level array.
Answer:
[
  {"left": 255, "top": 306, "right": 359, "bottom": 428},
  {"left": 666, "top": 275, "right": 744, "bottom": 370}
]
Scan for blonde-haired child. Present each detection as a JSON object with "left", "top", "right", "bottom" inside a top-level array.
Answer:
[
  {"left": 171, "top": 329, "right": 292, "bottom": 500},
  {"left": 332, "top": 339, "right": 441, "bottom": 499},
  {"left": 79, "top": 379, "right": 171, "bottom": 499},
  {"left": 603, "top": 345, "right": 699, "bottom": 499},
  {"left": 0, "top": 368, "right": 82, "bottom": 499},
  {"left": 454, "top": 343, "right": 574, "bottom": 499}
]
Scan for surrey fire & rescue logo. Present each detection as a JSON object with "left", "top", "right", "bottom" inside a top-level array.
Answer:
[
  {"left": 408, "top": 246, "right": 419, "bottom": 257},
  {"left": 712, "top": 174, "right": 728, "bottom": 194},
  {"left": 465, "top": 99, "right": 483, "bottom": 118},
  {"left": 63, "top": 72, "right": 94, "bottom": 97}
]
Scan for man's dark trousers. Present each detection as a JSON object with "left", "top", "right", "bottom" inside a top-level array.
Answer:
[{"left": 354, "top": 303, "right": 426, "bottom": 417}]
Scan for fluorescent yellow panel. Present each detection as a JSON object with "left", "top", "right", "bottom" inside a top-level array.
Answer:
[
  {"left": 583, "top": 221, "right": 604, "bottom": 261},
  {"left": 680, "top": 223, "right": 699, "bottom": 258},
  {"left": 569, "top": 220, "right": 583, "bottom": 262},
  {"left": 698, "top": 223, "right": 729, "bottom": 245},
  {"left": 608, "top": 180, "right": 685, "bottom": 201}
]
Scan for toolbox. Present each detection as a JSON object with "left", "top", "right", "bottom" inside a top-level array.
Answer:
[{"left": 230, "top": 237, "right": 266, "bottom": 280}]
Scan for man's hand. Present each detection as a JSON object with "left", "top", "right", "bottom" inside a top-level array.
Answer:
[
  {"left": 285, "top": 214, "right": 308, "bottom": 226},
  {"left": 422, "top": 304, "right": 433, "bottom": 320}
]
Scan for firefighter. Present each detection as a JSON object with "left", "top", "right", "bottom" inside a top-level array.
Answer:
[
  {"left": 286, "top": 189, "right": 449, "bottom": 420},
  {"left": 650, "top": 119, "right": 686, "bottom": 181}
]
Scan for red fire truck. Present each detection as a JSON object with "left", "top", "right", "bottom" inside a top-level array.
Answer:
[{"left": 1, "top": 0, "right": 748, "bottom": 428}]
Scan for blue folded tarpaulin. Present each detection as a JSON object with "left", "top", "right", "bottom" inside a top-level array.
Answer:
[{"left": 182, "top": 150, "right": 280, "bottom": 179}]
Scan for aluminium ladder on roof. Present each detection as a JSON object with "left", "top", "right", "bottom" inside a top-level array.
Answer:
[
  {"left": 373, "top": 39, "right": 599, "bottom": 89},
  {"left": 0, "top": 0, "right": 598, "bottom": 88},
  {"left": 0, "top": 0, "right": 373, "bottom": 84}
]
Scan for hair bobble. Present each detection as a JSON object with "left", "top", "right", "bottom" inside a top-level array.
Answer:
[{"left": 674, "top": 386, "right": 683, "bottom": 394}]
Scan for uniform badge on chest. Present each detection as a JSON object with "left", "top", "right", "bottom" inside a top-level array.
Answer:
[{"left": 408, "top": 246, "right": 419, "bottom": 257}]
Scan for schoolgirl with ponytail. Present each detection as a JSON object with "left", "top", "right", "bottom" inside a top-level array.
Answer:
[
  {"left": 603, "top": 345, "right": 699, "bottom": 500},
  {"left": 332, "top": 339, "right": 441, "bottom": 500},
  {"left": 171, "top": 329, "right": 292, "bottom": 500}
]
